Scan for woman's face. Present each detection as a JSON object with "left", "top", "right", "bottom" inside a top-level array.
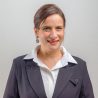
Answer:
[{"left": 35, "top": 14, "right": 65, "bottom": 52}]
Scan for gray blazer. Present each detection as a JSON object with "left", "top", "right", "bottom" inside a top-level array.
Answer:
[{"left": 3, "top": 55, "right": 94, "bottom": 98}]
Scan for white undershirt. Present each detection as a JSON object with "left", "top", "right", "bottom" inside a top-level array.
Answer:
[
  {"left": 35, "top": 58, "right": 61, "bottom": 98},
  {"left": 24, "top": 45, "right": 77, "bottom": 98}
]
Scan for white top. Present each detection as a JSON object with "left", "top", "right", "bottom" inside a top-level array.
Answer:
[{"left": 24, "top": 45, "right": 77, "bottom": 98}]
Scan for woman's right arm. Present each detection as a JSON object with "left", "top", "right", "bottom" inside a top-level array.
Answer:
[{"left": 3, "top": 59, "right": 19, "bottom": 98}]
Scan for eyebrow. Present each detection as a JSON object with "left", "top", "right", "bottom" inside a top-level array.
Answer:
[
  {"left": 42, "top": 25, "right": 64, "bottom": 28},
  {"left": 56, "top": 26, "right": 64, "bottom": 28},
  {"left": 42, "top": 26, "right": 51, "bottom": 29}
]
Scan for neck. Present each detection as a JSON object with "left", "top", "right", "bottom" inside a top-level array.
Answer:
[
  {"left": 38, "top": 47, "right": 62, "bottom": 59},
  {"left": 37, "top": 46, "right": 63, "bottom": 69}
]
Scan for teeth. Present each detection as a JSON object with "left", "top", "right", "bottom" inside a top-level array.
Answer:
[
  {"left": 48, "top": 40, "right": 58, "bottom": 42},
  {"left": 48, "top": 40, "right": 58, "bottom": 43},
  {"left": 49, "top": 41, "right": 56, "bottom": 42}
]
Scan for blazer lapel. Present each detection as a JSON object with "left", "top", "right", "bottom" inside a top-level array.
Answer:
[
  {"left": 25, "top": 60, "right": 47, "bottom": 98},
  {"left": 52, "top": 64, "right": 74, "bottom": 98}
]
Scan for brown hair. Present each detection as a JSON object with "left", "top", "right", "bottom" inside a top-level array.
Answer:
[{"left": 34, "top": 4, "right": 66, "bottom": 29}]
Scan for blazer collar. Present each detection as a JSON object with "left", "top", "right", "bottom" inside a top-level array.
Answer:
[
  {"left": 25, "top": 60, "right": 47, "bottom": 98},
  {"left": 52, "top": 62, "right": 75, "bottom": 98}
]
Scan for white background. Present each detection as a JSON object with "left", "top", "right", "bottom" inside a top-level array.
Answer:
[{"left": 0, "top": 0, "right": 98, "bottom": 98}]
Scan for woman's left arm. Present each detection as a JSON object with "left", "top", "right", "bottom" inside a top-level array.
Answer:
[{"left": 79, "top": 61, "right": 95, "bottom": 98}]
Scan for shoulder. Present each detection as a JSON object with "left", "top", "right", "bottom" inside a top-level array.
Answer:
[
  {"left": 72, "top": 56, "right": 88, "bottom": 73},
  {"left": 13, "top": 54, "right": 33, "bottom": 64},
  {"left": 72, "top": 56, "right": 86, "bottom": 64},
  {"left": 14, "top": 55, "right": 26, "bottom": 61},
  {"left": 12, "top": 55, "right": 28, "bottom": 69},
  {"left": 11, "top": 55, "right": 27, "bottom": 69},
  {"left": 12, "top": 54, "right": 35, "bottom": 68},
  {"left": 12, "top": 55, "right": 34, "bottom": 74}
]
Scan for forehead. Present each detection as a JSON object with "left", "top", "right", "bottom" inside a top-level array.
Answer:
[{"left": 41, "top": 14, "right": 64, "bottom": 27}]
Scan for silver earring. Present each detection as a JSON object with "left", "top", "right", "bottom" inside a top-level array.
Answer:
[{"left": 36, "top": 36, "right": 39, "bottom": 43}]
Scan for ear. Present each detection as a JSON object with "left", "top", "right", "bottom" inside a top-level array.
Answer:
[{"left": 34, "top": 28, "right": 39, "bottom": 36}]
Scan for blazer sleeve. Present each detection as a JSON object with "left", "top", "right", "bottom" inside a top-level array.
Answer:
[
  {"left": 79, "top": 61, "right": 95, "bottom": 98},
  {"left": 3, "top": 59, "right": 20, "bottom": 98}
]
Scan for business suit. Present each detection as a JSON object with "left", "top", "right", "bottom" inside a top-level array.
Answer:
[{"left": 3, "top": 55, "right": 94, "bottom": 98}]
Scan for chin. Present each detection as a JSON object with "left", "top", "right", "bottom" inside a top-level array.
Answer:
[{"left": 48, "top": 44, "right": 61, "bottom": 51}]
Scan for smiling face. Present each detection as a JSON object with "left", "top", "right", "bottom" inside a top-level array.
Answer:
[{"left": 35, "top": 14, "right": 65, "bottom": 52}]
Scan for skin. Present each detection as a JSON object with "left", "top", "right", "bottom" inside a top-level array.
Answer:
[{"left": 34, "top": 14, "right": 65, "bottom": 69}]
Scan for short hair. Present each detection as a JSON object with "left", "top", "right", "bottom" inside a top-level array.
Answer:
[{"left": 34, "top": 4, "right": 66, "bottom": 29}]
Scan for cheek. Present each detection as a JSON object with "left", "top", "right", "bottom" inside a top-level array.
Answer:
[
  {"left": 39, "top": 32, "right": 50, "bottom": 39},
  {"left": 39, "top": 32, "right": 50, "bottom": 42},
  {"left": 59, "top": 32, "right": 64, "bottom": 39}
]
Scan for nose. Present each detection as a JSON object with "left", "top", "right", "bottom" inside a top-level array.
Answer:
[{"left": 49, "top": 30, "right": 57, "bottom": 39}]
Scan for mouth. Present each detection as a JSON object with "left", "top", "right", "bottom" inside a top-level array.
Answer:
[{"left": 47, "top": 39, "right": 59, "bottom": 45}]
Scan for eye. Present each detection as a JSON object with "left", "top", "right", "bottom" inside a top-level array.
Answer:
[
  {"left": 56, "top": 27, "right": 63, "bottom": 31},
  {"left": 42, "top": 27, "right": 51, "bottom": 32}
]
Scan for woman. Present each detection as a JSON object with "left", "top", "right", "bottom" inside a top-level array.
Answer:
[{"left": 3, "top": 4, "right": 94, "bottom": 98}]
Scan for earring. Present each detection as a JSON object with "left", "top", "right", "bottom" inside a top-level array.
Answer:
[{"left": 36, "top": 36, "right": 39, "bottom": 43}]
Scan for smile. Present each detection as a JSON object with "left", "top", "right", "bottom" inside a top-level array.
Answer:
[{"left": 47, "top": 40, "right": 59, "bottom": 45}]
